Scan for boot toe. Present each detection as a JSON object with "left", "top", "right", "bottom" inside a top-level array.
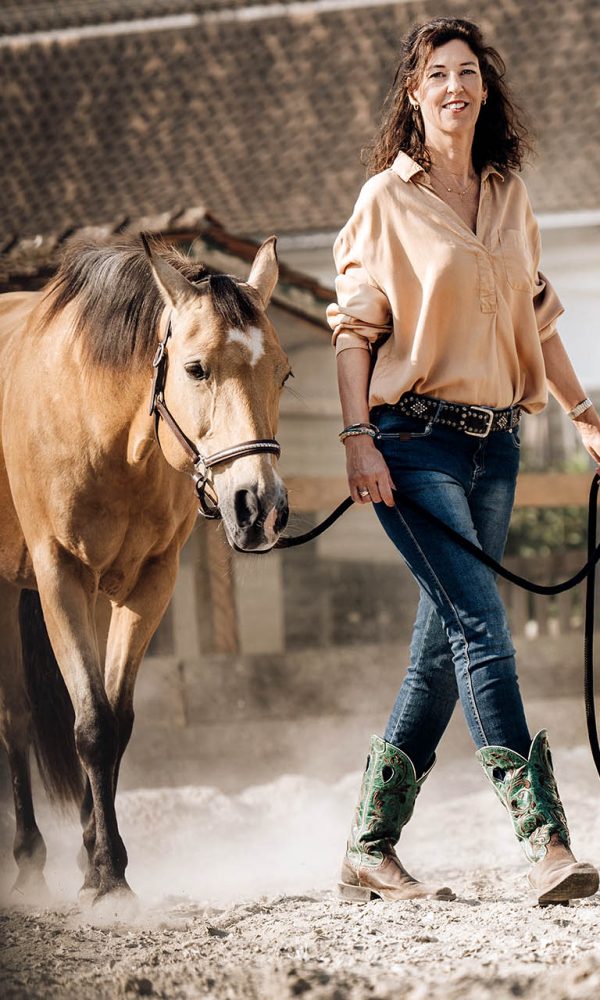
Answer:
[
  {"left": 529, "top": 862, "right": 599, "bottom": 905},
  {"left": 340, "top": 853, "right": 456, "bottom": 902}
]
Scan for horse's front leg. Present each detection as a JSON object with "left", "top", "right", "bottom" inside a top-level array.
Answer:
[
  {"left": 33, "top": 544, "right": 130, "bottom": 901},
  {"left": 80, "top": 547, "right": 181, "bottom": 891}
]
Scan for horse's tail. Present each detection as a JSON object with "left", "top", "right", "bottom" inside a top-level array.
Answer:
[{"left": 19, "top": 589, "right": 84, "bottom": 807}]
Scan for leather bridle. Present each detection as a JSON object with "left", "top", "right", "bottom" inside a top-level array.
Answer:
[{"left": 149, "top": 315, "right": 281, "bottom": 518}]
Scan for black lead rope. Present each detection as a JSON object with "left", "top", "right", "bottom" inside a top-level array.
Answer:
[
  {"left": 585, "top": 474, "right": 599, "bottom": 775},
  {"left": 275, "top": 496, "right": 355, "bottom": 548},
  {"left": 275, "top": 473, "right": 600, "bottom": 779}
]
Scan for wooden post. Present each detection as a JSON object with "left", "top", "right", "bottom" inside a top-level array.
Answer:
[
  {"left": 205, "top": 522, "right": 239, "bottom": 654},
  {"left": 233, "top": 549, "right": 285, "bottom": 654},
  {"left": 171, "top": 529, "right": 202, "bottom": 661}
]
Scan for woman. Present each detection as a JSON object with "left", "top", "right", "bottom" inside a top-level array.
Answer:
[{"left": 327, "top": 17, "right": 600, "bottom": 906}]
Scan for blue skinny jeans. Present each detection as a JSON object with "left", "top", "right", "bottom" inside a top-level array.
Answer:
[{"left": 370, "top": 403, "right": 532, "bottom": 777}]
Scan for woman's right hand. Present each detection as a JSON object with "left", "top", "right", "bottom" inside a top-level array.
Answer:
[{"left": 345, "top": 435, "right": 396, "bottom": 506}]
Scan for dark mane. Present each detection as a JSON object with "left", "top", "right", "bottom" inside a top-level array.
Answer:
[{"left": 44, "top": 236, "right": 262, "bottom": 369}]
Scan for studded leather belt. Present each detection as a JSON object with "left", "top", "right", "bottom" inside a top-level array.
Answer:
[{"left": 393, "top": 391, "right": 521, "bottom": 438}]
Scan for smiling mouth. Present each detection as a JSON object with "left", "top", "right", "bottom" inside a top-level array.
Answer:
[{"left": 444, "top": 101, "right": 468, "bottom": 111}]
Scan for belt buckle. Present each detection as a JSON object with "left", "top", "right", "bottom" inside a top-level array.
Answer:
[{"left": 465, "top": 406, "right": 494, "bottom": 437}]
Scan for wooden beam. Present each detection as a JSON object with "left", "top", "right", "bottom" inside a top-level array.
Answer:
[
  {"left": 514, "top": 473, "right": 592, "bottom": 508},
  {"left": 285, "top": 473, "right": 594, "bottom": 512},
  {"left": 286, "top": 476, "right": 347, "bottom": 511}
]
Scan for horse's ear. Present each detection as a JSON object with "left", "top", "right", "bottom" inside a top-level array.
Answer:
[
  {"left": 141, "top": 234, "right": 203, "bottom": 311},
  {"left": 247, "top": 236, "right": 278, "bottom": 308}
]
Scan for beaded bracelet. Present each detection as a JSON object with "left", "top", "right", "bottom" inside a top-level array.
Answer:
[
  {"left": 339, "top": 422, "right": 379, "bottom": 443},
  {"left": 567, "top": 398, "right": 593, "bottom": 420}
]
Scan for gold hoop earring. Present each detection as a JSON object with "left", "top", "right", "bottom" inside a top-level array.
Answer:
[{"left": 482, "top": 97, "right": 487, "bottom": 105}]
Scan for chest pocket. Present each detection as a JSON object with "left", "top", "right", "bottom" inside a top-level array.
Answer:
[{"left": 499, "top": 229, "right": 533, "bottom": 292}]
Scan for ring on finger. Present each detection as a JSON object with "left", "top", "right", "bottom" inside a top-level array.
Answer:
[{"left": 358, "top": 488, "right": 370, "bottom": 497}]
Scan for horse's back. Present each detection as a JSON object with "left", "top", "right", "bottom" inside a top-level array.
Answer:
[
  {"left": 0, "top": 291, "right": 43, "bottom": 361},
  {"left": 0, "top": 289, "right": 41, "bottom": 322}
]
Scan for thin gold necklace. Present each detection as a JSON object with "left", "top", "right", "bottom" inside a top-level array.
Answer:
[{"left": 430, "top": 168, "right": 476, "bottom": 199}]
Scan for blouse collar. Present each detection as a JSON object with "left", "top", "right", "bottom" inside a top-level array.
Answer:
[{"left": 390, "top": 150, "right": 504, "bottom": 184}]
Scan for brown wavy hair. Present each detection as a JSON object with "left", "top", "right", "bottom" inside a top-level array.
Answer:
[{"left": 364, "top": 17, "right": 533, "bottom": 176}]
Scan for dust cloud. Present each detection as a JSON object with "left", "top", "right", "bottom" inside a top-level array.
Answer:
[
  {"left": 0, "top": 701, "right": 600, "bottom": 1000},
  {"left": 2, "top": 737, "right": 599, "bottom": 910},
  {"left": 1, "top": 708, "right": 600, "bottom": 999},
  {"left": 0, "top": 771, "right": 358, "bottom": 908}
]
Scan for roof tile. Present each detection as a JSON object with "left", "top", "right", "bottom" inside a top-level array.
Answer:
[{"left": 0, "top": 0, "right": 598, "bottom": 243}]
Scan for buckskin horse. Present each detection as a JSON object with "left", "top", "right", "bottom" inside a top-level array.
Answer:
[{"left": 0, "top": 235, "right": 290, "bottom": 905}]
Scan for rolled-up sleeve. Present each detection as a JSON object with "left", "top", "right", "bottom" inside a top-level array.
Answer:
[
  {"left": 528, "top": 217, "right": 564, "bottom": 345},
  {"left": 326, "top": 197, "right": 392, "bottom": 355}
]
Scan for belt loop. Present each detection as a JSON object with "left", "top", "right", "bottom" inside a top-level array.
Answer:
[{"left": 429, "top": 398, "right": 443, "bottom": 431}]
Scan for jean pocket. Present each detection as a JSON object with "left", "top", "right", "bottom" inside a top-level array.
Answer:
[
  {"left": 499, "top": 229, "right": 533, "bottom": 292},
  {"left": 508, "top": 427, "right": 521, "bottom": 450},
  {"left": 373, "top": 409, "right": 434, "bottom": 440}
]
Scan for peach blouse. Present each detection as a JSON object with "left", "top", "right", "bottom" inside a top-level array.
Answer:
[{"left": 327, "top": 151, "right": 564, "bottom": 413}]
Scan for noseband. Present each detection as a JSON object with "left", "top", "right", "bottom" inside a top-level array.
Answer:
[{"left": 149, "top": 317, "right": 281, "bottom": 518}]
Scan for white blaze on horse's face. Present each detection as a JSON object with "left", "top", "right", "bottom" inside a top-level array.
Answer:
[
  {"left": 227, "top": 326, "right": 265, "bottom": 366},
  {"left": 210, "top": 307, "right": 289, "bottom": 552},
  {"left": 146, "top": 237, "right": 290, "bottom": 552}
]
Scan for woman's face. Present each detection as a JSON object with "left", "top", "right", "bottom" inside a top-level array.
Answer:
[{"left": 410, "top": 38, "right": 487, "bottom": 144}]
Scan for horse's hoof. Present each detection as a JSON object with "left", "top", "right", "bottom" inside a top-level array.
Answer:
[
  {"left": 87, "top": 883, "right": 139, "bottom": 924},
  {"left": 78, "top": 884, "right": 98, "bottom": 909},
  {"left": 11, "top": 870, "right": 52, "bottom": 907},
  {"left": 78, "top": 866, "right": 101, "bottom": 906}
]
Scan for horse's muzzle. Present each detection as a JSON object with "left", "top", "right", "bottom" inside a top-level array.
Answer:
[{"left": 227, "top": 488, "right": 289, "bottom": 552}]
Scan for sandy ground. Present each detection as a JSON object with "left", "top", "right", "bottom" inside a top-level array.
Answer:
[{"left": 1, "top": 737, "right": 600, "bottom": 999}]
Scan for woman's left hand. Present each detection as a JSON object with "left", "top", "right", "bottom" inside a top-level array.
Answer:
[{"left": 575, "top": 414, "right": 600, "bottom": 468}]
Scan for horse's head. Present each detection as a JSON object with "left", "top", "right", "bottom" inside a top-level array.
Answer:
[{"left": 145, "top": 238, "right": 290, "bottom": 552}]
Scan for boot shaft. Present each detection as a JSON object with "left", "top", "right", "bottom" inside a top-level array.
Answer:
[
  {"left": 349, "top": 736, "right": 432, "bottom": 867},
  {"left": 477, "top": 730, "right": 570, "bottom": 862}
]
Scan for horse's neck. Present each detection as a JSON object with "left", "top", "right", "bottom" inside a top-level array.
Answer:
[
  {"left": 87, "top": 367, "right": 159, "bottom": 469},
  {"left": 45, "top": 331, "right": 160, "bottom": 474},
  {"left": 127, "top": 391, "right": 161, "bottom": 467}
]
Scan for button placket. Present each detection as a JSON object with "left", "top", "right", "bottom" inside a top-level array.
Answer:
[
  {"left": 475, "top": 180, "right": 497, "bottom": 314},
  {"left": 477, "top": 250, "right": 497, "bottom": 313}
]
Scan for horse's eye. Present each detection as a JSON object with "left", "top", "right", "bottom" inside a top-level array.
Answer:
[
  {"left": 282, "top": 369, "right": 294, "bottom": 387},
  {"left": 185, "top": 362, "right": 208, "bottom": 381}
]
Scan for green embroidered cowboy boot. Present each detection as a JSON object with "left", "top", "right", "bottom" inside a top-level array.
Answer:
[
  {"left": 339, "top": 735, "right": 455, "bottom": 901},
  {"left": 477, "top": 730, "right": 599, "bottom": 905}
]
